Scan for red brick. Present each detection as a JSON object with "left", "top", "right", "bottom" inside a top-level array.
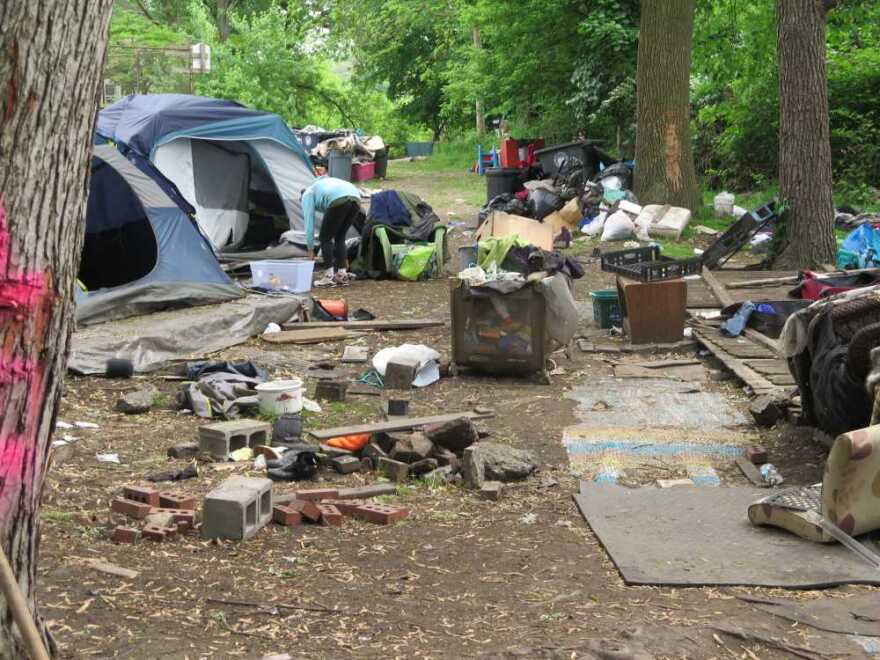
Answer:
[
  {"left": 111, "top": 498, "right": 153, "bottom": 520},
  {"left": 158, "top": 491, "right": 196, "bottom": 510},
  {"left": 141, "top": 524, "right": 175, "bottom": 542},
  {"left": 110, "top": 526, "right": 139, "bottom": 544},
  {"left": 122, "top": 485, "right": 160, "bottom": 507},
  {"left": 273, "top": 505, "right": 303, "bottom": 526},
  {"left": 331, "top": 499, "right": 366, "bottom": 516},
  {"left": 149, "top": 508, "right": 196, "bottom": 531},
  {"left": 288, "top": 499, "right": 321, "bottom": 522},
  {"left": 295, "top": 488, "right": 338, "bottom": 502},
  {"left": 746, "top": 445, "right": 768, "bottom": 465},
  {"left": 352, "top": 503, "right": 408, "bottom": 525},
  {"left": 317, "top": 504, "right": 343, "bottom": 526}
]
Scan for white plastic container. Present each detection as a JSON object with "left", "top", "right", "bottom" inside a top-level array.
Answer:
[
  {"left": 714, "top": 192, "right": 735, "bottom": 218},
  {"left": 255, "top": 379, "right": 304, "bottom": 416},
  {"left": 249, "top": 260, "right": 315, "bottom": 293}
]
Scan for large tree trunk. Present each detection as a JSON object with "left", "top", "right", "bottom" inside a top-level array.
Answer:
[
  {"left": 0, "top": 0, "right": 113, "bottom": 656},
  {"left": 773, "top": 0, "right": 836, "bottom": 269},
  {"left": 633, "top": 0, "right": 701, "bottom": 212}
]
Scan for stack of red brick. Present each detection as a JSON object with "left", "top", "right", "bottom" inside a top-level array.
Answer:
[
  {"left": 273, "top": 488, "right": 408, "bottom": 528},
  {"left": 110, "top": 485, "right": 196, "bottom": 543}
]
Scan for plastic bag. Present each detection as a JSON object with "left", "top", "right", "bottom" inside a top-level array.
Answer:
[
  {"left": 600, "top": 210, "right": 635, "bottom": 242},
  {"left": 527, "top": 189, "right": 562, "bottom": 220},
  {"left": 582, "top": 212, "right": 607, "bottom": 237}
]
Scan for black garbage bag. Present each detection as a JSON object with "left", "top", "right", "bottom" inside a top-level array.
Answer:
[
  {"left": 595, "top": 162, "right": 633, "bottom": 191},
  {"left": 266, "top": 442, "right": 321, "bottom": 481},
  {"left": 527, "top": 189, "right": 563, "bottom": 221},
  {"left": 478, "top": 194, "right": 530, "bottom": 223}
]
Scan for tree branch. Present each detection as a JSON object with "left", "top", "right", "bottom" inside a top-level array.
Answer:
[
  {"left": 133, "top": 0, "right": 162, "bottom": 26},
  {"left": 293, "top": 83, "right": 356, "bottom": 127}
]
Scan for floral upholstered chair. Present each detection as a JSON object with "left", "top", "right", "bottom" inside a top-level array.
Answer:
[{"left": 748, "top": 425, "right": 880, "bottom": 542}]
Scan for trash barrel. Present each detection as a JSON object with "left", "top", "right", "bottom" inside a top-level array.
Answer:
[
  {"left": 374, "top": 148, "right": 389, "bottom": 179},
  {"left": 486, "top": 167, "right": 521, "bottom": 203},
  {"left": 328, "top": 149, "right": 353, "bottom": 181}
]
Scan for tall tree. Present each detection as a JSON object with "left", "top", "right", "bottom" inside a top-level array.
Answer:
[
  {"left": 0, "top": 0, "right": 114, "bottom": 655},
  {"left": 633, "top": 0, "right": 701, "bottom": 212},
  {"left": 773, "top": 0, "right": 837, "bottom": 268}
]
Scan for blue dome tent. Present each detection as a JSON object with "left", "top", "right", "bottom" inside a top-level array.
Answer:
[
  {"left": 96, "top": 94, "right": 317, "bottom": 260},
  {"left": 76, "top": 145, "right": 242, "bottom": 325}
]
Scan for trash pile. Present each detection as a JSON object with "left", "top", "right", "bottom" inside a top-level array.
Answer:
[{"left": 295, "top": 125, "right": 387, "bottom": 180}]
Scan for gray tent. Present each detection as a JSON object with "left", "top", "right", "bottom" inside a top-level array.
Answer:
[{"left": 76, "top": 145, "right": 242, "bottom": 325}]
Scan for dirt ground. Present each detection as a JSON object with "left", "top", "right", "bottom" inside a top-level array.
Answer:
[{"left": 39, "top": 163, "right": 875, "bottom": 659}]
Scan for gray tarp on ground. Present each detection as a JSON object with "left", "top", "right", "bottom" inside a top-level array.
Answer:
[{"left": 69, "top": 295, "right": 303, "bottom": 375}]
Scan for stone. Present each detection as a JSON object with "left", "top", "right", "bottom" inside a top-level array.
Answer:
[
  {"left": 377, "top": 457, "right": 409, "bottom": 483},
  {"left": 423, "top": 465, "right": 457, "bottom": 485},
  {"left": 656, "top": 478, "right": 694, "bottom": 488},
  {"left": 145, "top": 511, "right": 177, "bottom": 529},
  {"left": 319, "top": 444, "right": 354, "bottom": 458},
  {"left": 390, "top": 432, "right": 434, "bottom": 463},
  {"left": 478, "top": 442, "right": 537, "bottom": 482},
  {"left": 384, "top": 360, "right": 418, "bottom": 389},
  {"left": 361, "top": 442, "right": 388, "bottom": 465},
  {"left": 115, "top": 389, "right": 155, "bottom": 415},
  {"left": 430, "top": 446, "right": 461, "bottom": 472},
  {"left": 408, "top": 458, "right": 439, "bottom": 476},
  {"left": 480, "top": 481, "right": 504, "bottom": 501},
  {"left": 330, "top": 455, "right": 363, "bottom": 474},
  {"left": 336, "top": 484, "right": 397, "bottom": 499},
  {"left": 167, "top": 443, "right": 199, "bottom": 460},
  {"left": 461, "top": 446, "right": 485, "bottom": 490},
  {"left": 315, "top": 379, "right": 348, "bottom": 403},
  {"left": 749, "top": 395, "right": 784, "bottom": 428},
  {"left": 425, "top": 418, "right": 478, "bottom": 452}
]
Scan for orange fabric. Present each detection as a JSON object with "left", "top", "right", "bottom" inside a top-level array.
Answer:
[{"left": 326, "top": 433, "right": 370, "bottom": 451}]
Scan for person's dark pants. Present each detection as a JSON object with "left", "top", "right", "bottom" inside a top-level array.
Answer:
[{"left": 319, "top": 198, "right": 361, "bottom": 270}]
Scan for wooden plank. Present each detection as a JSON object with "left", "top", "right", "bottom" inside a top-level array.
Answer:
[
  {"left": 735, "top": 456, "right": 768, "bottom": 488},
  {"left": 308, "top": 409, "right": 496, "bottom": 440},
  {"left": 744, "top": 360, "right": 792, "bottom": 376},
  {"left": 282, "top": 318, "right": 445, "bottom": 331},
  {"left": 631, "top": 359, "right": 702, "bottom": 369},
  {"left": 701, "top": 266, "right": 735, "bottom": 307},
  {"left": 262, "top": 328, "right": 354, "bottom": 345},
  {"left": 726, "top": 276, "right": 799, "bottom": 290},
  {"left": 694, "top": 331, "right": 779, "bottom": 394},
  {"left": 743, "top": 328, "right": 780, "bottom": 354},
  {"left": 767, "top": 374, "right": 797, "bottom": 386}
]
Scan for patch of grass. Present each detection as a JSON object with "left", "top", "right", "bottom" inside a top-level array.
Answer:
[
  {"left": 152, "top": 393, "right": 169, "bottom": 408},
  {"left": 41, "top": 510, "right": 78, "bottom": 523}
]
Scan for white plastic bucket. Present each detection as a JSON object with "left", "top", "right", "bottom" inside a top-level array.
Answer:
[
  {"left": 255, "top": 379, "right": 303, "bottom": 416},
  {"left": 714, "top": 192, "right": 735, "bottom": 218}
]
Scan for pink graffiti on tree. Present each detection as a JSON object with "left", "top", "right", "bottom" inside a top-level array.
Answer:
[{"left": 0, "top": 198, "right": 52, "bottom": 518}]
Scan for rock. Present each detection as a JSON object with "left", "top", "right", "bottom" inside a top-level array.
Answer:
[
  {"left": 425, "top": 417, "right": 479, "bottom": 452},
  {"left": 377, "top": 457, "right": 409, "bottom": 483},
  {"left": 361, "top": 442, "right": 388, "bottom": 464},
  {"left": 167, "top": 443, "right": 199, "bottom": 460},
  {"left": 115, "top": 388, "right": 156, "bottom": 415},
  {"left": 480, "top": 481, "right": 504, "bottom": 501},
  {"left": 478, "top": 442, "right": 537, "bottom": 482},
  {"left": 749, "top": 394, "right": 785, "bottom": 427},
  {"left": 461, "top": 446, "right": 485, "bottom": 490},
  {"left": 390, "top": 432, "right": 433, "bottom": 463},
  {"left": 144, "top": 511, "right": 176, "bottom": 529},
  {"left": 423, "top": 465, "right": 457, "bottom": 485},
  {"left": 430, "top": 446, "right": 461, "bottom": 472},
  {"left": 408, "top": 458, "right": 439, "bottom": 476}
]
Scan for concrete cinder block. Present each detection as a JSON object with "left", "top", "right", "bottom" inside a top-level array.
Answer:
[
  {"left": 384, "top": 360, "right": 418, "bottom": 389},
  {"left": 202, "top": 476, "right": 272, "bottom": 540},
  {"left": 199, "top": 420, "right": 271, "bottom": 460}
]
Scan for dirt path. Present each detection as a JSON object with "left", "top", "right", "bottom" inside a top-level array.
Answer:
[{"left": 39, "top": 163, "right": 869, "bottom": 659}]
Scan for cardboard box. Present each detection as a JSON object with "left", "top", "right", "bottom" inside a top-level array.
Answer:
[{"left": 475, "top": 212, "right": 554, "bottom": 251}]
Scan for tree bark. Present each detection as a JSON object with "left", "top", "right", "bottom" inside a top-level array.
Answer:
[
  {"left": 633, "top": 0, "right": 701, "bottom": 212},
  {"left": 472, "top": 26, "right": 486, "bottom": 135},
  {"left": 773, "top": 0, "right": 836, "bottom": 269},
  {"left": 0, "top": 0, "right": 113, "bottom": 657}
]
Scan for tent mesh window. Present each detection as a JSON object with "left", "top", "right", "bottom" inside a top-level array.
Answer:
[{"left": 80, "top": 161, "right": 158, "bottom": 290}]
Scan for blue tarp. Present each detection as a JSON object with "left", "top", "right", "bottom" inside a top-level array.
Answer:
[{"left": 840, "top": 224, "right": 880, "bottom": 269}]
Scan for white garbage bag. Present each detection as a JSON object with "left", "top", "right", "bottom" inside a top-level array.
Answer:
[{"left": 600, "top": 210, "right": 636, "bottom": 242}]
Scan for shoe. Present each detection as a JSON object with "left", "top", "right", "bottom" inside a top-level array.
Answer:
[
  {"left": 332, "top": 272, "right": 350, "bottom": 287},
  {"left": 314, "top": 275, "right": 336, "bottom": 288}
]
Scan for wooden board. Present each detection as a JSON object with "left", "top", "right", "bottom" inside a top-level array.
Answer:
[
  {"left": 744, "top": 360, "right": 792, "bottom": 376},
  {"left": 282, "top": 318, "right": 445, "bottom": 331},
  {"left": 688, "top": 269, "right": 800, "bottom": 309},
  {"left": 694, "top": 330, "right": 780, "bottom": 395},
  {"left": 308, "top": 409, "right": 495, "bottom": 440},
  {"left": 262, "top": 327, "right": 354, "bottom": 345}
]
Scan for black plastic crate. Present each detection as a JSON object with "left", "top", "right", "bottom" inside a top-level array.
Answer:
[
  {"left": 608, "top": 256, "right": 703, "bottom": 282},
  {"left": 701, "top": 201, "right": 777, "bottom": 269},
  {"left": 600, "top": 245, "right": 662, "bottom": 272}
]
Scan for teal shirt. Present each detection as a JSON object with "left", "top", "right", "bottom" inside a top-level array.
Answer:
[{"left": 301, "top": 177, "right": 361, "bottom": 249}]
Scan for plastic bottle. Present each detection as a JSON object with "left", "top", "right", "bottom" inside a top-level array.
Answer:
[{"left": 760, "top": 463, "right": 784, "bottom": 487}]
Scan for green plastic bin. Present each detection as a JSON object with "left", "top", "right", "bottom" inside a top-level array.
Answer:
[{"left": 591, "top": 289, "right": 622, "bottom": 329}]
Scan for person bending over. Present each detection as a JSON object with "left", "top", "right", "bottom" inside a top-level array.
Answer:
[{"left": 301, "top": 176, "right": 362, "bottom": 286}]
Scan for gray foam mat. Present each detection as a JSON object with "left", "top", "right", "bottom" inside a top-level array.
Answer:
[{"left": 574, "top": 483, "right": 880, "bottom": 588}]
